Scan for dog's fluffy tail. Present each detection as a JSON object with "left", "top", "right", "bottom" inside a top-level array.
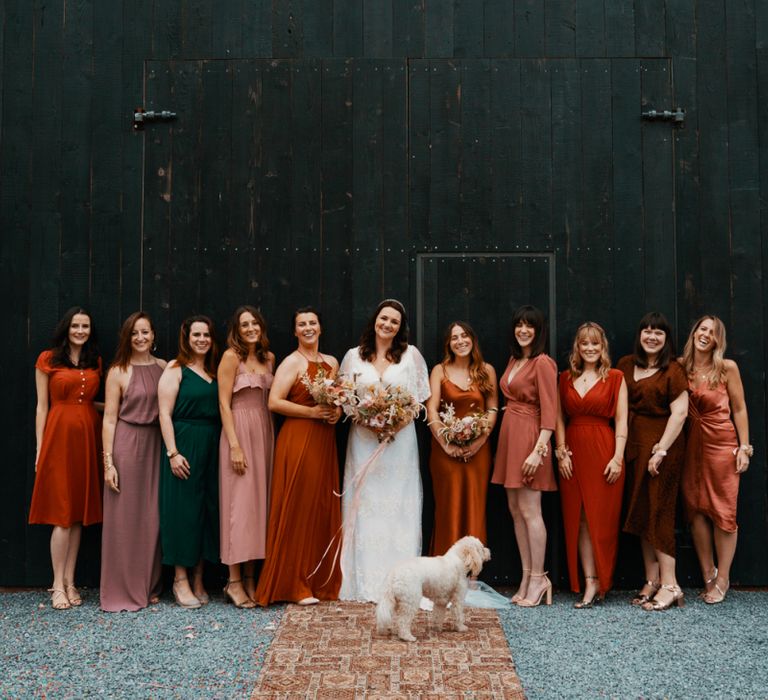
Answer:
[{"left": 375, "top": 588, "right": 396, "bottom": 633}]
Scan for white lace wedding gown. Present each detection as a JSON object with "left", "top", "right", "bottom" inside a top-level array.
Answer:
[{"left": 338, "top": 344, "right": 430, "bottom": 602}]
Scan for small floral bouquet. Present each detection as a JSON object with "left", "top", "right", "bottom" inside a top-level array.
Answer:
[
  {"left": 341, "top": 378, "right": 424, "bottom": 443},
  {"left": 436, "top": 403, "right": 493, "bottom": 447},
  {"left": 301, "top": 367, "right": 357, "bottom": 407}
]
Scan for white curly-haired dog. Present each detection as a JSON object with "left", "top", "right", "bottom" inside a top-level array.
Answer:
[{"left": 375, "top": 535, "right": 491, "bottom": 642}]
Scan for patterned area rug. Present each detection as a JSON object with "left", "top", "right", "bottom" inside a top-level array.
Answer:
[{"left": 251, "top": 601, "right": 525, "bottom": 699}]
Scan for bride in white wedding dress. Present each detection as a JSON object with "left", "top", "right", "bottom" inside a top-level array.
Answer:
[{"left": 339, "top": 299, "right": 430, "bottom": 602}]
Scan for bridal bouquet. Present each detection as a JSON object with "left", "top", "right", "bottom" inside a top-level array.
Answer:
[
  {"left": 436, "top": 402, "right": 493, "bottom": 447},
  {"left": 301, "top": 367, "right": 357, "bottom": 407},
  {"left": 341, "top": 380, "right": 423, "bottom": 443}
]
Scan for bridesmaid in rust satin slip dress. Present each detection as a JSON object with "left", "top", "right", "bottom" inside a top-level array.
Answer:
[
  {"left": 254, "top": 307, "right": 342, "bottom": 606},
  {"left": 555, "top": 322, "right": 628, "bottom": 608},
  {"left": 680, "top": 316, "right": 751, "bottom": 604},
  {"left": 427, "top": 322, "right": 498, "bottom": 556},
  {"left": 618, "top": 312, "right": 688, "bottom": 611},
  {"left": 101, "top": 312, "right": 166, "bottom": 612},
  {"left": 491, "top": 305, "right": 557, "bottom": 607}
]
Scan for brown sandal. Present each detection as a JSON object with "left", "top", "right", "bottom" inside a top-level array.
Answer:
[
  {"left": 48, "top": 588, "right": 71, "bottom": 610},
  {"left": 65, "top": 583, "right": 83, "bottom": 606}
]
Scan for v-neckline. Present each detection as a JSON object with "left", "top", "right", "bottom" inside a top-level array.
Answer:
[
  {"left": 506, "top": 358, "right": 530, "bottom": 386},
  {"left": 187, "top": 366, "right": 214, "bottom": 384},
  {"left": 572, "top": 376, "right": 600, "bottom": 400}
]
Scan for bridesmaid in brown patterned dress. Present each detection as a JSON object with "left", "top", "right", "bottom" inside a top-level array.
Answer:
[
  {"left": 618, "top": 312, "right": 688, "bottom": 611},
  {"left": 101, "top": 312, "right": 166, "bottom": 612},
  {"left": 680, "top": 316, "right": 751, "bottom": 604},
  {"left": 427, "top": 322, "right": 498, "bottom": 555}
]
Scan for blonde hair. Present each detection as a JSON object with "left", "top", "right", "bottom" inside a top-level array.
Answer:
[
  {"left": 568, "top": 322, "right": 611, "bottom": 380},
  {"left": 681, "top": 315, "right": 727, "bottom": 388}
]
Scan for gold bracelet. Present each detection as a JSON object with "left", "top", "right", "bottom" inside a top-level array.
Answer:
[
  {"left": 733, "top": 444, "right": 754, "bottom": 458},
  {"left": 487, "top": 407, "right": 499, "bottom": 413},
  {"left": 555, "top": 444, "right": 572, "bottom": 461}
]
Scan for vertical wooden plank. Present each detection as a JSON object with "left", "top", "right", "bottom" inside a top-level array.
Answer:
[
  {"left": 490, "top": 60, "right": 522, "bottom": 245},
  {"left": 759, "top": 51, "right": 768, "bottom": 565},
  {"left": 483, "top": 0, "right": 514, "bottom": 57},
  {"left": 610, "top": 59, "right": 645, "bottom": 341},
  {"left": 363, "top": 0, "right": 393, "bottom": 57},
  {"left": 424, "top": 0, "right": 453, "bottom": 57},
  {"left": 519, "top": 60, "right": 552, "bottom": 248},
  {"left": 273, "top": 0, "right": 302, "bottom": 58},
  {"left": 303, "top": 0, "right": 334, "bottom": 57},
  {"left": 574, "top": 0, "right": 605, "bottom": 57},
  {"left": 454, "top": 0, "right": 484, "bottom": 58},
  {"left": 515, "top": 0, "right": 545, "bottom": 57},
  {"left": 152, "top": 2, "right": 183, "bottom": 59},
  {"left": 182, "top": 0, "right": 213, "bottom": 56},
  {"left": 457, "top": 61, "right": 491, "bottom": 247},
  {"left": 725, "top": 0, "right": 766, "bottom": 583},
  {"left": 0, "top": 0, "right": 34, "bottom": 585},
  {"left": 197, "top": 60, "right": 233, "bottom": 325},
  {"left": 240, "top": 0, "right": 272, "bottom": 57},
  {"left": 545, "top": 0, "right": 576, "bottom": 57},
  {"left": 551, "top": 59, "right": 582, "bottom": 334},
  {"left": 320, "top": 59, "right": 355, "bottom": 346},
  {"left": 577, "top": 59, "right": 613, "bottom": 321},
  {"left": 758, "top": 1, "right": 768, "bottom": 49},
  {"left": 640, "top": 59, "right": 675, "bottom": 314},
  {"left": 635, "top": 0, "right": 666, "bottom": 57},
  {"left": 333, "top": 0, "right": 363, "bottom": 56},
  {"left": 605, "top": 0, "right": 635, "bottom": 57},
  {"left": 428, "top": 61, "right": 461, "bottom": 252},
  {"left": 59, "top": 0, "right": 95, "bottom": 306},
  {"left": 409, "top": 60, "right": 431, "bottom": 250},
  {"left": 211, "top": 1, "right": 242, "bottom": 56},
  {"left": 392, "top": 0, "right": 424, "bottom": 57}
]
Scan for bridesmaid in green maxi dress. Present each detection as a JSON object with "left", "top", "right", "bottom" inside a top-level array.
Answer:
[{"left": 158, "top": 315, "right": 221, "bottom": 609}]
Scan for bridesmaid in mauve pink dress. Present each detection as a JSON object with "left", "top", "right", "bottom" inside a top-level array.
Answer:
[
  {"left": 100, "top": 313, "right": 166, "bottom": 612},
  {"left": 218, "top": 306, "right": 275, "bottom": 608}
]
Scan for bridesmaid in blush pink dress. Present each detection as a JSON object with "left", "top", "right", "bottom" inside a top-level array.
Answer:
[
  {"left": 101, "top": 312, "right": 166, "bottom": 612},
  {"left": 218, "top": 306, "right": 275, "bottom": 608},
  {"left": 492, "top": 305, "right": 557, "bottom": 607},
  {"left": 680, "top": 316, "right": 751, "bottom": 604}
]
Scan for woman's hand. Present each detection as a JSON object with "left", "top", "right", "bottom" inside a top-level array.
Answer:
[
  {"left": 170, "top": 453, "right": 191, "bottom": 479},
  {"left": 522, "top": 450, "right": 543, "bottom": 477},
  {"left": 325, "top": 406, "right": 342, "bottom": 425},
  {"left": 558, "top": 454, "right": 573, "bottom": 479},
  {"left": 736, "top": 450, "right": 750, "bottom": 474},
  {"left": 647, "top": 445, "right": 664, "bottom": 476},
  {"left": 104, "top": 465, "right": 120, "bottom": 493},
  {"left": 604, "top": 457, "right": 622, "bottom": 484},
  {"left": 311, "top": 404, "right": 338, "bottom": 421},
  {"left": 230, "top": 445, "right": 247, "bottom": 475}
]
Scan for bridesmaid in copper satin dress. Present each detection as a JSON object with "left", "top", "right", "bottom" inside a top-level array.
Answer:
[
  {"left": 427, "top": 322, "right": 498, "bottom": 555},
  {"left": 618, "top": 312, "right": 688, "bottom": 611},
  {"left": 491, "top": 305, "right": 557, "bottom": 607},
  {"left": 254, "top": 308, "right": 342, "bottom": 605},
  {"left": 680, "top": 316, "right": 751, "bottom": 604},
  {"left": 555, "top": 322, "right": 628, "bottom": 608}
]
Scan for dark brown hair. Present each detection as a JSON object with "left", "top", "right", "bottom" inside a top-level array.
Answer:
[
  {"left": 227, "top": 305, "right": 270, "bottom": 362},
  {"left": 441, "top": 321, "right": 494, "bottom": 396},
  {"left": 49, "top": 306, "right": 100, "bottom": 369},
  {"left": 509, "top": 305, "right": 547, "bottom": 359},
  {"left": 358, "top": 299, "right": 409, "bottom": 363},
  {"left": 175, "top": 315, "right": 219, "bottom": 377},
  {"left": 110, "top": 312, "right": 155, "bottom": 370},
  {"left": 633, "top": 311, "right": 674, "bottom": 370}
]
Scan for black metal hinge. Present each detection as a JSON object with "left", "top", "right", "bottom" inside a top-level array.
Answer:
[
  {"left": 641, "top": 107, "right": 685, "bottom": 127},
  {"left": 133, "top": 107, "right": 177, "bottom": 130}
]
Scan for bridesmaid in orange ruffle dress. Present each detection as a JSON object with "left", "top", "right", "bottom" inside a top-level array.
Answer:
[
  {"left": 29, "top": 307, "right": 103, "bottom": 610},
  {"left": 679, "top": 316, "right": 751, "bottom": 604},
  {"left": 555, "top": 322, "right": 628, "bottom": 608},
  {"left": 254, "top": 307, "right": 342, "bottom": 606},
  {"left": 492, "top": 305, "right": 557, "bottom": 607},
  {"left": 427, "top": 322, "right": 498, "bottom": 555}
]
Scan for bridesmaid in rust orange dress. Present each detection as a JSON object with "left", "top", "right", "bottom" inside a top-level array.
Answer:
[
  {"left": 680, "top": 316, "right": 751, "bottom": 604},
  {"left": 491, "top": 305, "right": 557, "bottom": 607},
  {"left": 555, "top": 322, "right": 628, "bottom": 608},
  {"left": 618, "top": 312, "right": 688, "bottom": 611},
  {"left": 427, "top": 322, "right": 498, "bottom": 555},
  {"left": 254, "top": 307, "right": 342, "bottom": 605}
]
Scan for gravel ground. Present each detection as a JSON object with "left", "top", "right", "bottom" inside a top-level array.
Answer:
[
  {"left": 1, "top": 590, "right": 283, "bottom": 699},
  {"left": 499, "top": 588, "right": 768, "bottom": 699}
]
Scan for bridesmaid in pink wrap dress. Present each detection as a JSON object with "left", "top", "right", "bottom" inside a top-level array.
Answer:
[
  {"left": 101, "top": 312, "right": 166, "bottom": 612},
  {"left": 218, "top": 306, "right": 275, "bottom": 608},
  {"left": 492, "top": 305, "right": 557, "bottom": 607},
  {"left": 680, "top": 316, "right": 751, "bottom": 604}
]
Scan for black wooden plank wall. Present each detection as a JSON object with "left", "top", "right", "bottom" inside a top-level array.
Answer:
[{"left": 1, "top": 0, "right": 766, "bottom": 585}]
